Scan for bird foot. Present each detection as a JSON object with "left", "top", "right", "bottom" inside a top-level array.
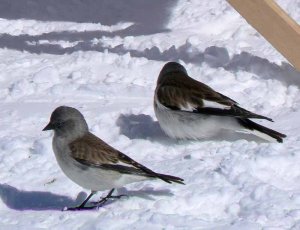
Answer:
[
  {"left": 62, "top": 189, "right": 127, "bottom": 211},
  {"left": 91, "top": 194, "right": 127, "bottom": 207}
]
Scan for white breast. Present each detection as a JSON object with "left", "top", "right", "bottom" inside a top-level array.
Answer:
[{"left": 154, "top": 99, "right": 240, "bottom": 140}]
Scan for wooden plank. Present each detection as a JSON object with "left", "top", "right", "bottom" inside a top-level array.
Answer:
[{"left": 227, "top": 0, "right": 300, "bottom": 71}]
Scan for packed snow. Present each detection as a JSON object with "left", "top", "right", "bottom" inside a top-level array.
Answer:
[{"left": 0, "top": 0, "right": 300, "bottom": 229}]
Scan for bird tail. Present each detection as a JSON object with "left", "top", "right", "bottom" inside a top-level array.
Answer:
[
  {"left": 154, "top": 173, "right": 185, "bottom": 185},
  {"left": 238, "top": 118, "right": 286, "bottom": 143}
]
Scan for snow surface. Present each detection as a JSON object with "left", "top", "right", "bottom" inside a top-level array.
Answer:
[{"left": 0, "top": 0, "right": 300, "bottom": 229}]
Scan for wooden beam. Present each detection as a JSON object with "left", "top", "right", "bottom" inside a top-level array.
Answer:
[{"left": 227, "top": 0, "right": 300, "bottom": 71}]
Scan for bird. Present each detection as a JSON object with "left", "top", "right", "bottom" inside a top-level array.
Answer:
[
  {"left": 154, "top": 61, "right": 286, "bottom": 143},
  {"left": 43, "top": 106, "right": 184, "bottom": 211}
]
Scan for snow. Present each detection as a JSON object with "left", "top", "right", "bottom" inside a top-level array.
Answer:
[{"left": 0, "top": 0, "right": 300, "bottom": 229}]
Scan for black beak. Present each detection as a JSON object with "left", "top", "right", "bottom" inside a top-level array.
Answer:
[{"left": 43, "top": 122, "right": 55, "bottom": 131}]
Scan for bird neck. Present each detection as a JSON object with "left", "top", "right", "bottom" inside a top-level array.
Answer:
[{"left": 54, "top": 126, "right": 88, "bottom": 143}]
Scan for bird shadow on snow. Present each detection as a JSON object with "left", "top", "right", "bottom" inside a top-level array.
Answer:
[
  {"left": 0, "top": 183, "right": 173, "bottom": 211},
  {"left": 117, "top": 187, "right": 174, "bottom": 201},
  {"left": 116, "top": 113, "right": 268, "bottom": 143},
  {"left": 116, "top": 113, "right": 176, "bottom": 144},
  {"left": 0, "top": 183, "right": 79, "bottom": 211}
]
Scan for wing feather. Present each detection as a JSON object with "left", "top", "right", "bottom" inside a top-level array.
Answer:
[
  {"left": 69, "top": 133, "right": 184, "bottom": 184},
  {"left": 156, "top": 72, "right": 272, "bottom": 121}
]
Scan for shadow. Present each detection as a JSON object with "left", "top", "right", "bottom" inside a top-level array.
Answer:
[
  {"left": 116, "top": 113, "right": 174, "bottom": 143},
  {"left": 0, "top": 183, "right": 81, "bottom": 211},
  {"left": 0, "top": 183, "right": 173, "bottom": 211},
  {"left": 122, "top": 44, "right": 300, "bottom": 86},
  {"left": 1, "top": 32, "right": 299, "bottom": 86},
  {"left": 0, "top": 0, "right": 176, "bottom": 55},
  {"left": 117, "top": 187, "right": 174, "bottom": 201},
  {"left": 83, "top": 187, "right": 174, "bottom": 208},
  {"left": 115, "top": 44, "right": 299, "bottom": 86},
  {"left": 0, "top": 1, "right": 298, "bottom": 86},
  {"left": 0, "top": 0, "right": 175, "bottom": 35},
  {"left": 225, "top": 51, "right": 300, "bottom": 86},
  {"left": 116, "top": 113, "right": 270, "bottom": 143}
]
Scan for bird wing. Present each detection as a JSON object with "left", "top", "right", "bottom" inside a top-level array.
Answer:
[
  {"left": 69, "top": 133, "right": 120, "bottom": 165},
  {"left": 156, "top": 72, "right": 272, "bottom": 121},
  {"left": 69, "top": 133, "right": 183, "bottom": 184}
]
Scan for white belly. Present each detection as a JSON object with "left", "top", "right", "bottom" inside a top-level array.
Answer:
[{"left": 154, "top": 100, "right": 241, "bottom": 140}]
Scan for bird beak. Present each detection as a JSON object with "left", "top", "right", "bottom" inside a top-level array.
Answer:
[{"left": 43, "top": 122, "right": 54, "bottom": 131}]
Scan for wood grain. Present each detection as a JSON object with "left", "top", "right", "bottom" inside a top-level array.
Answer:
[{"left": 228, "top": 0, "right": 300, "bottom": 71}]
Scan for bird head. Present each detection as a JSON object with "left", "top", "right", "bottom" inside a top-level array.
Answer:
[{"left": 43, "top": 106, "right": 88, "bottom": 140}]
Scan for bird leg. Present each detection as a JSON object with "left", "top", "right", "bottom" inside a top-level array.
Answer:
[
  {"left": 93, "top": 188, "right": 127, "bottom": 207},
  {"left": 63, "top": 189, "right": 126, "bottom": 211},
  {"left": 63, "top": 191, "right": 97, "bottom": 211}
]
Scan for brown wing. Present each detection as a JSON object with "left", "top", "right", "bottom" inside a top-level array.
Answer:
[
  {"left": 69, "top": 132, "right": 120, "bottom": 165},
  {"left": 156, "top": 72, "right": 272, "bottom": 121},
  {"left": 69, "top": 133, "right": 184, "bottom": 184},
  {"left": 156, "top": 72, "right": 236, "bottom": 110}
]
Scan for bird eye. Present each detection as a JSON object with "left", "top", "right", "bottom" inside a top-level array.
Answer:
[{"left": 56, "top": 122, "right": 63, "bottom": 128}]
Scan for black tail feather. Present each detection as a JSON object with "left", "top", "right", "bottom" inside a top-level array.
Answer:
[
  {"left": 155, "top": 173, "right": 185, "bottom": 185},
  {"left": 117, "top": 152, "right": 184, "bottom": 185},
  {"left": 238, "top": 118, "right": 286, "bottom": 143},
  {"left": 234, "top": 105, "right": 273, "bottom": 121}
]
